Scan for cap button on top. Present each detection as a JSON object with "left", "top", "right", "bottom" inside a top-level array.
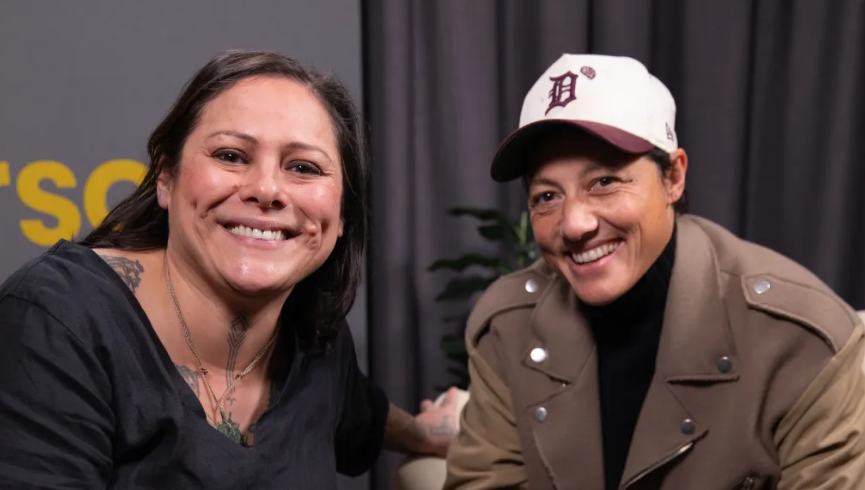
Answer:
[
  {"left": 753, "top": 278, "right": 771, "bottom": 295},
  {"left": 717, "top": 356, "right": 732, "bottom": 374},
  {"left": 525, "top": 278, "right": 539, "bottom": 293},
  {"left": 533, "top": 407, "right": 548, "bottom": 422},
  {"left": 530, "top": 347, "right": 547, "bottom": 363}
]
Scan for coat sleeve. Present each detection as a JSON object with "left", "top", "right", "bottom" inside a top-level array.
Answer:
[
  {"left": 0, "top": 295, "right": 114, "bottom": 489},
  {"left": 444, "top": 324, "right": 529, "bottom": 490},
  {"left": 774, "top": 323, "right": 865, "bottom": 490}
]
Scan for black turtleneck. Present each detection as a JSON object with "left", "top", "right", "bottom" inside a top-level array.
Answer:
[{"left": 582, "top": 227, "right": 677, "bottom": 490}]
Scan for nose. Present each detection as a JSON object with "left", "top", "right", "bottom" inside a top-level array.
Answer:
[
  {"left": 238, "top": 158, "right": 288, "bottom": 210},
  {"left": 561, "top": 197, "right": 599, "bottom": 242}
]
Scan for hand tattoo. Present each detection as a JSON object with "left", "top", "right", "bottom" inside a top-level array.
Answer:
[
  {"left": 430, "top": 414, "right": 457, "bottom": 437},
  {"left": 100, "top": 255, "right": 144, "bottom": 293}
]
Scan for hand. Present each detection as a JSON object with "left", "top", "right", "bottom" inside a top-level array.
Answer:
[{"left": 415, "top": 386, "right": 461, "bottom": 458}]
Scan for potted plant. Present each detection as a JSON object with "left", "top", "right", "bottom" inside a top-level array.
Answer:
[{"left": 429, "top": 207, "right": 539, "bottom": 390}]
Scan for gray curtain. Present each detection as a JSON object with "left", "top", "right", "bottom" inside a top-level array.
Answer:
[{"left": 362, "top": 0, "right": 865, "bottom": 487}]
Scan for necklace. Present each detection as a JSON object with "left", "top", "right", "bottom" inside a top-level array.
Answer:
[{"left": 164, "top": 256, "right": 279, "bottom": 444}]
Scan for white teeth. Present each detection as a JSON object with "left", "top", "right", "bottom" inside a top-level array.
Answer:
[
  {"left": 226, "top": 225, "right": 287, "bottom": 241},
  {"left": 570, "top": 241, "right": 620, "bottom": 264}
]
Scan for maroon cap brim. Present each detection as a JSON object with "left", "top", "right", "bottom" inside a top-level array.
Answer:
[{"left": 490, "top": 120, "right": 655, "bottom": 182}]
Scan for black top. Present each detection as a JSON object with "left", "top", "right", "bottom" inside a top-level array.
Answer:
[
  {"left": 582, "top": 229, "right": 676, "bottom": 490},
  {"left": 0, "top": 240, "right": 388, "bottom": 490}
]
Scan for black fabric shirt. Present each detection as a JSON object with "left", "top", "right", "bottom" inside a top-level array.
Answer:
[
  {"left": 582, "top": 229, "right": 676, "bottom": 490},
  {"left": 0, "top": 240, "right": 389, "bottom": 490}
]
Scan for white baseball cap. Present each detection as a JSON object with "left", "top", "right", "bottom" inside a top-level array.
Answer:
[{"left": 490, "top": 53, "right": 678, "bottom": 182}]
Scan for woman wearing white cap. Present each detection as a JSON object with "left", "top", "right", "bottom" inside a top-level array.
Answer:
[{"left": 444, "top": 54, "right": 865, "bottom": 490}]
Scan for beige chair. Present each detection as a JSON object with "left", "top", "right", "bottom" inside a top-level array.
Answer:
[{"left": 393, "top": 389, "right": 471, "bottom": 490}]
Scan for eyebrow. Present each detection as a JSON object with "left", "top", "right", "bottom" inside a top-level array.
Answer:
[
  {"left": 530, "top": 157, "right": 628, "bottom": 186},
  {"left": 206, "top": 130, "right": 333, "bottom": 162},
  {"left": 579, "top": 161, "right": 619, "bottom": 178},
  {"left": 528, "top": 176, "right": 560, "bottom": 188}
]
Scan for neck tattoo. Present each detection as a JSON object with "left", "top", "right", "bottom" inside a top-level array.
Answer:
[{"left": 164, "top": 255, "right": 279, "bottom": 444}]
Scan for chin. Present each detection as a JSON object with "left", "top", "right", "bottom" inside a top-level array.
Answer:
[
  {"left": 227, "top": 276, "right": 289, "bottom": 298},
  {"left": 574, "top": 288, "right": 620, "bottom": 306},
  {"left": 551, "top": 253, "right": 631, "bottom": 306},
  {"left": 567, "top": 275, "right": 629, "bottom": 306},
  {"left": 219, "top": 264, "right": 296, "bottom": 298}
]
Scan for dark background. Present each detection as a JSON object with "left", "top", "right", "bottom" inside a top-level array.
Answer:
[{"left": 2, "top": 1, "right": 864, "bottom": 489}]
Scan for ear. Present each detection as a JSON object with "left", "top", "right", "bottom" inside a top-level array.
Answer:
[
  {"left": 664, "top": 148, "right": 688, "bottom": 204},
  {"left": 155, "top": 157, "right": 173, "bottom": 210},
  {"left": 338, "top": 218, "right": 344, "bottom": 237}
]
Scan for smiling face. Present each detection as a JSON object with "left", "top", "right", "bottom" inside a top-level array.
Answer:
[
  {"left": 156, "top": 76, "right": 343, "bottom": 300},
  {"left": 526, "top": 128, "right": 686, "bottom": 305}
]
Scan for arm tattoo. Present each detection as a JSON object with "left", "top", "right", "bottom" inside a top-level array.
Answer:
[
  {"left": 100, "top": 255, "right": 145, "bottom": 294},
  {"left": 383, "top": 403, "right": 430, "bottom": 454},
  {"left": 225, "top": 315, "right": 249, "bottom": 404},
  {"left": 174, "top": 363, "right": 200, "bottom": 397}
]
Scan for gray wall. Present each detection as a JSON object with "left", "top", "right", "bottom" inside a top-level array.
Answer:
[{"left": 0, "top": 1, "right": 369, "bottom": 488}]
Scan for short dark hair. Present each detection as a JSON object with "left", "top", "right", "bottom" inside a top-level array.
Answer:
[
  {"left": 80, "top": 49, "right": 369, "bottom": 356},
  {"left": 646, "top": 147, "right": 688, "bottom": 214}
]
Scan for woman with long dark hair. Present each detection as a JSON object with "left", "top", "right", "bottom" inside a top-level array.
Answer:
[{"left": 0, "top": 49, "right": 458, "bottom": 489}]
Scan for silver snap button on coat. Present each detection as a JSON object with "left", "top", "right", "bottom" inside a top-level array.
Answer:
[
  {"left": 533, "top": 407, "right": 548, "bottom": 422},
  {"left": 530, "top": 347, "right": 547, "bottom": 363},
  {"left": 717, "top": 356, "right": 732, "bottom": 373},
  {"left": 525, "top": 278, "right": 539, "bottom": 293},
  {"left": 753, "top": 279, "right": 771, "bottom": 294},
  {"left": 681, "top": 418, "right": 696, "bottom": 435}
]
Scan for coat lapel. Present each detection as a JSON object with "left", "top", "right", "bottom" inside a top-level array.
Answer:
[
  {"left": 520, "top": 276, "right": 605, "bottom": 490},
  {"left": 620, "top": 217, "right": 740, "bottom": 489}
]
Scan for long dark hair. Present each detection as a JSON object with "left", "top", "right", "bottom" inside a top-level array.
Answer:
[{"left": 80, "top": 49, "right": 369, "bottom": 356}]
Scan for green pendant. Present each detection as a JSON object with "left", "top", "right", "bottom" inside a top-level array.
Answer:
[{"left": 216, "top": 413, "right": 243, "bottom": 444}]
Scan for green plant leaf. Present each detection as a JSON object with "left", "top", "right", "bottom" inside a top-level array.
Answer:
[
  {"left": 527, "top": 241, "right": 540, "bottom": 261},
  {"left": 441, "top": 337, "right": 468, "bottom": 356},
  {"left": 514, "top": 211, "right": 528, "bottom": 243},
  {"left": 432, "top": 205, "right": 539, "bottom": 391},
  {"left": 435, "top": 275, "right": 497, "bottom": 301},
  {"left": 448, "top": 366, "right": 468, "bottom": 378},
  {"left": 477, "top": 224, "right": 506, "bottom": 242},
  {"left": 428, "top": 253, "right": 504, "bottom": 272},
  {"left": 442, "top": 314, "right": 469, "bottom": 324},
  {"left": 448, "top": 207, "right": 513, "bottom": 225},
  {"left": 441, "top": 340, "right": 466, "bottom": 352}
]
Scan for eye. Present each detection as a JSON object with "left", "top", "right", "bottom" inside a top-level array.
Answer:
[
  {"left": 287, "top": 161, "right": 322, "bottom": 175},
  {"left": 593, "top": 176, "right": 619, "bottom": 189},
  {"left": 531, "top": 191, "right": 557, "bottom": 206},
  {"left": 213, "top": 150, "right": 246, "bottom": 164}
]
